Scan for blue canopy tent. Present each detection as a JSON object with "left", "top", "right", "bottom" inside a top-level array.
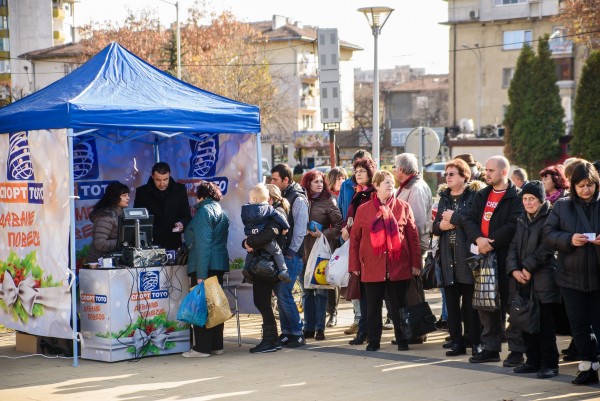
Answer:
[{"left": 0, "top": 42, "right": 261, "bottom": 365}]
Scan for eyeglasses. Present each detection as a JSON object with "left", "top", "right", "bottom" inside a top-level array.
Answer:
[
  {"left": 354, "top": 168, "right": 368, "bottom": 174},
  {"left": 445, "top": 172, "right": 459, "bottom": 177}
]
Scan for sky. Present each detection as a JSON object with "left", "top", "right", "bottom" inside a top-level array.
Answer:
[{"left": 74, "top": 0, "right": 450, "bottom": 74}]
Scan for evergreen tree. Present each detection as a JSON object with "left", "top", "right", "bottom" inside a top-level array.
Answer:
[
  {"left": 571, "top": 50, "right": 600, "bottom": 160},
  {"left": 504, "top": 44, "right": 534, "bottom": 165},
  {"left": 504, "top": 38, "right": 564, "bottom": 175}
]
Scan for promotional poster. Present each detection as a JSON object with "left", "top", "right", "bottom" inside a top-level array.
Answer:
[{"left": 0, "top": 130, "right": 72, "bottom": 338}]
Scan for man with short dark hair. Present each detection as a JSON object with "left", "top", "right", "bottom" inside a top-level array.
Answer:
[
  {"left": 270, "top": 163, "right": 308, "bottom": 347},
  {"left": 464, "top": 155, "right": 524, "bottom": 364},
  {"left": 134, "top": 162, "right": 191, "bottom": 250}
]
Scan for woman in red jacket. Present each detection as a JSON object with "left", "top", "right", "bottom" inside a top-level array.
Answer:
[{"left": 349, "top": 170, "right": 421, "bottom": 351}]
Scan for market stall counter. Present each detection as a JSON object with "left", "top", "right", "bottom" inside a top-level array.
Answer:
[{"left": 79, "top": 264, "right": 190, "bottom": 362}]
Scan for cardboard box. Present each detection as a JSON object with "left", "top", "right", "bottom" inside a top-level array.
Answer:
[{"left": 15, "top": 332, "right": 41, "bottom": 354}]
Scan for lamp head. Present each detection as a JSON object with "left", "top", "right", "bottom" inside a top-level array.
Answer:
[{"left": 358, "top": 6, "right": 394, "bottom": 31}]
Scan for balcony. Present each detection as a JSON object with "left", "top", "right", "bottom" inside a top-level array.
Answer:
[
  {"left": 53, "top": 30, "right": 65, "bottom": 42},
  {"left": 445, "top": 6, "right": 480, "bottom": 24},
  {"left": 53, "top": 7, "right": 65, "bottom": 20},
  {"left": 300, "top": 95, "right": 318, "bottom": 109}
]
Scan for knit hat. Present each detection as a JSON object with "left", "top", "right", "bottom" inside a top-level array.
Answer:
[
  {"left": 521, "top": 180, "right": 545, "bottom": 203},
  {"left": 454, "top": 153, "right": 477, "bottom": 167}
]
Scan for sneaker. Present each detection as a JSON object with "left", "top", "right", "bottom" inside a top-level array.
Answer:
[
  {"left": 211, "top": 349, "right": 224, "bottom": 355},
  {"left": 469, "top": 350, "right": 501, "bottom": 364},
  {"left": 285, "top": 335, "right": 306, "bottom": 348},
  {"left": 537, "top": 367, "right": 558, "bottom": 379},
  {"left": 326, "top": 314, "right": 337, "bottom": 328},
  {"left": 279, "top": 333, "right": 290, "bottom": 347},
  {"left": 344, "top": 323, "right": 359, "bottom": 335},
  {"left": 182, "top": 349, "right": 211, "bottom": 358},
  {"left": 315, "top": 329, "right": 326, "bottom": 341},
  {"left": 572, "top": 369, "right": 599, "bottom": 385},
  {"left": 503, "top": 352, "right": 525, "bottom": 367},
  {"left": 383, "top": 317, "right": 394, "bottom": 330}
]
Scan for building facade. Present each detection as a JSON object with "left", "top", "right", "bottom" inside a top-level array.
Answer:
[
  {"left": 444, "top": 0, "right": 581, "bottom": 136},
  {"left": 1, "top": 0, "right": 75, "bottom": 101}
]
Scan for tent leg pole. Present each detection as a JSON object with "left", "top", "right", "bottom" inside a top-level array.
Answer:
[
  {"left": 67, "top": 130, "right": 79, "bottom": 367},
  {"left": 256, "top": 133, "right": 262, "bottom": 181}
]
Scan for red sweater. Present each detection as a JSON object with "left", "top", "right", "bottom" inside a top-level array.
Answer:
[{"left": 349, "top": 197, "right": 421, "bottom": 282}]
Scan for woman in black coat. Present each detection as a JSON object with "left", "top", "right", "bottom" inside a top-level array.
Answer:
[
  {"left": 544, "top": 162, "right": 600, "bottom": 385},
  {"left": 433, "top": 158, "right": 483, "bottom": 357},
  {"left": 507, "top": 181, "right": 560, "bottom": 379}
]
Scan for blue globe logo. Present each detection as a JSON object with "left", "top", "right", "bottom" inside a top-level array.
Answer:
[{"left": 7, "top": 132, "right": 35, "bottom": 181}]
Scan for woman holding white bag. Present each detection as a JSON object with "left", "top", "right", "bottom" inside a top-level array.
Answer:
[{"left": 301, "top": 170, "right": 343, "bottom": 341}]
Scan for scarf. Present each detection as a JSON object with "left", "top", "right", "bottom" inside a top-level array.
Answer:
[
  {"left": 546, "top": 189, "right": 562, "bottom": 205},
  {"left": 399, "top": 173, "right": 417, "bottom": 191},
  {"left": 369, "top": 194, "right": 402, "bottom": 260}
]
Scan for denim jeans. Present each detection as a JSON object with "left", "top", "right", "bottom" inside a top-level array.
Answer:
[
  {"left": 441, "top": 287, "right": 448, "bottom": 321},
  {"left": 275, "top": 254, "right": 303, "bottom": 336},
  {"left": 302, "top": 288, "right": 328, "bottom": 331}
]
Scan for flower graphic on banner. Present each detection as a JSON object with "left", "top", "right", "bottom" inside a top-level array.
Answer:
[
  {"left": 0, "top": 251, "right": 64, "bottom": 323},
  {"left": 7, "top": 132, "right": 35, "bottom": 181},
  {"left": 188, "top": 134, "right": 218, "bottom": 178}
]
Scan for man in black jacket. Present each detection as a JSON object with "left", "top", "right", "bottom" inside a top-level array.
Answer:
[
  {"left": 464, "top": 155, "right": 524, "bottom": 364},
  {"left": 134, "top": 162, "right": 192, "bottom": 250}
]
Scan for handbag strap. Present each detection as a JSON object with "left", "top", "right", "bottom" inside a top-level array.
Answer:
[{"left": 514, "top": 274, "right": 535, "bottom": 300}]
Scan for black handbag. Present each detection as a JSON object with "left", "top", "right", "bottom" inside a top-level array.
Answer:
[
  {"left": 175, "top": 243, "right": 191, "bottom": 266},
  {"left": 399, "top": 278, "right": 437, "bottom": 340},
  {"left": 248, "top": 250, "right": 278, "bottom": 280},
  {"left": 508, "top": 280, "right": 540, "bottom": 334},
  {"left": 422, "top": 235, "right": 442, "bottom": 290}
]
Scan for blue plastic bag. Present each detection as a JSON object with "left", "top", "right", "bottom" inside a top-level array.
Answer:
[{"left": 177, "top": 283, "right": 207, "bottom": 327}]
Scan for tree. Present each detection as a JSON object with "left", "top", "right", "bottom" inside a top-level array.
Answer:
[
  {"left": 504, "top": 44, "right": 535, "bottom": 164},
  {"left": 559, "top": 0, "right": 600, "bottom": 50},
  {"left": 571, "top": 50, "right": 600, "bottom": 159},
  {"left": 504, "top": 38, "right": 564, "bottom": 175}
]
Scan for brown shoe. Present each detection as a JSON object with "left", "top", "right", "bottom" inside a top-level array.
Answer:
[{"left": 344, "top": 323, "right": 359, "bottom": 335}]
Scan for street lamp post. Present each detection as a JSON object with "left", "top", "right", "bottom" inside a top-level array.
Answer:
[
  {"left": 462, "top": 44, "right": 482, "bottom": 136},
  {"left": 358, "top": 6, "right": 394, "bottom": 169},
  {"left": 159, "top": 0, "right": 181, "bottom": 80}
]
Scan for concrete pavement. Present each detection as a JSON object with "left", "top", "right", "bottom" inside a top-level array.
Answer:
[{"left": 2, "top": 291, "right": 600, "bottom": 401}]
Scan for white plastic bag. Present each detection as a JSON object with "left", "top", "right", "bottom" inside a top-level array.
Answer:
[
  {"left": 304, "top": 235, "right": 333, "bottom": 289},
  {"left": 326, "top": 240, "right": 350, "bottom": 287}
]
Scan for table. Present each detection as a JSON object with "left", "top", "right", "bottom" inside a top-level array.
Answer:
[{"left": 79, "top": 265, "right": 190, "bottom": 362}]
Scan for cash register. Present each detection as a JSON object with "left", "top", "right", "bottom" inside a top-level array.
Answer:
[{"left": 118, "top": 208, "right": 167, "bottom": 267}]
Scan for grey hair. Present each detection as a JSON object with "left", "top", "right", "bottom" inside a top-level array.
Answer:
[
  {"left": 511, "top": 168, "right": 528, "bottom": 182},
  {"left": 394, "top": 153, "right": 419, "bottom": 175}
]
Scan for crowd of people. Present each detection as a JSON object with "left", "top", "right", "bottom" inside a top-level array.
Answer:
[{"left": 86, "top": 153, "right": 600, "bottom": 386}]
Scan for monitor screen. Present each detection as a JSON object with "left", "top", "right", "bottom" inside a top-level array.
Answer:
[{"left": 118, "top": 215, "right": 154, "bottom": 248}]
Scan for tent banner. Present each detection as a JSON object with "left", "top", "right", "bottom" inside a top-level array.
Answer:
[
  {"left": 0, "top": 129, "right": 72, "bottom": 338},
  {"left": 74, "top": 132, "right": 258, "bottom": 268}
]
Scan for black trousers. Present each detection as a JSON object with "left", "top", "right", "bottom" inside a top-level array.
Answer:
[
  {"left": 445, "top": 282, "right": 480, "bottom": 347},
  {"left": 326, "top": 288, "right": 339, "bottom": 315},
  {"left": 561, "top": 287, "right": 600, "bottom": 363},
  {"left": 189, "top": 271, "right": 224, "bottom": 354},
  {"left": 253, "top": 278, "right": 276, "bottom": 326},
  {"left": 522, "top": 302, "right": 559, "bottom": 369},
  {"left": 364, "top": 280, "right": 409, "bottom": 345}
]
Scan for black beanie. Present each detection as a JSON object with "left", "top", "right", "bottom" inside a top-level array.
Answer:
[{"left": 521, "top": 180, "right": 545, "bottom": 203}]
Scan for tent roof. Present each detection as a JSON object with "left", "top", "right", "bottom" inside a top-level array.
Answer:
[{"left": 0, "top": 42, "right": 260, "bottom": 134}]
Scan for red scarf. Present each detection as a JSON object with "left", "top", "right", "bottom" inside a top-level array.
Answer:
[
  {"left": 399, "top": 173, "right": 416, "bottom": 191},
  {"left": 369, "top": 194, "right": 402, "bottom": 260}
]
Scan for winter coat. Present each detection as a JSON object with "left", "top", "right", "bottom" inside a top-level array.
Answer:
[
  {"left": 337, "top": 178, "right": 356, "bottom": 220},
  {"left": 241, "top": 203, "right": 289, "bottom": 236},
  {"left": 303, "top": 193, "right": 343, "bottom": 265},
  {"left": 506, "top": 202, "right": 559, "bottom": 303},
  {"left": 543, "top": 194, "right": 600, "bottom": 292},
  {"left": 432, "top": 181, "right": 484, "bottom": 285},
  {"left": 397, "top": 174, "right": 433, "bottom": 253},
  {"left": 281, "top": 181, "right": 308, "bottom": 256},
  {"left": 463, "top": 180, "right": 523, "bottom": 273},
  {"left": 245, "top": 202, "right": 288, "bottom": 251},
  {"left": 349, "top": 195, "right": 421, "bottom": 282},
  {"left": 134, "top": 176, "right": 192, "bottom": 250},
  {"left": 185, "top": 199, "right": 230, "bottom": 279},
  {"left": 85, "top": 207, "right": 123, "bottom": 264}
]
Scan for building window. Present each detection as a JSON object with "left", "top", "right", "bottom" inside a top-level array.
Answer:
[
  {"left": 0, "top": 38, "right": 9, "bottom": 51},
  {"left": 494, "top": 0, "right": 526, "bottom": 5},
  {"left": 416, "top": 96, "right": 428, "bottom": 109},
  {"left": 0, "top": 59, "right": 9, "bottom": 73},
  {"left": 554, "top": 57, "right": 574, "bottom": 81},
  {"left": 0, "top": 0, "right": 7, "bottom": 7},
  {"left": 502, "top": 68, "right": 515, "bottom": 88},
  {"left": 503, "top": 30, "right": 532, "bottom": 50},
  {"left": 302, "top": 114, "right": 313, "bottom": 130},
  {"left": 0, "top": 16, "right": 7, "bottom": 29}
]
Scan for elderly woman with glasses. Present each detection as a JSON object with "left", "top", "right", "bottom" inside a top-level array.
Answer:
[{"left": 433, "top": 158, "right": 484, "bottom": 357}]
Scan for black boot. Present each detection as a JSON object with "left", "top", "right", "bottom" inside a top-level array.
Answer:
[{"left": 250, "top": 324, "right": 279, "bottom": 354}]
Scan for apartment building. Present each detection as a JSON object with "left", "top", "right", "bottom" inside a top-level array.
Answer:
[
  {"left": 250, "top": 15, "right": 361, "bottom": 167},
  {"left": 1, "top": 0, "right": 75, "bottom": 100},
  {"left": 444, "top": 0, "right": 581, "bottom": 135}
]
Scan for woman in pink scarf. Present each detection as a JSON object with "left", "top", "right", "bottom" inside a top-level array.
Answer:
[{"left": 349, "top": 170, "right": 421, "bottom": 352}]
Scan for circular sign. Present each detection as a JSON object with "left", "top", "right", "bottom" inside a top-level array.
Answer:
[{"left": 404, "top": 127, "right": 441, "bottom": 167}]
